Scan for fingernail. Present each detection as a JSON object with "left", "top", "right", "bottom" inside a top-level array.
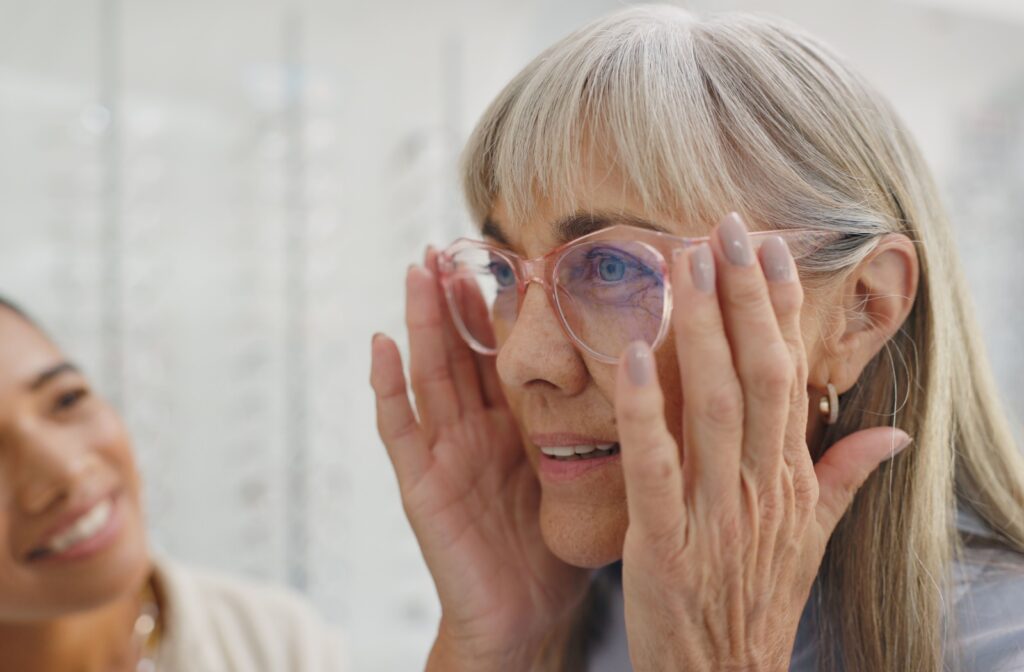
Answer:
[
  {"left": 719, "top": 212, "right": 754, "bottom": 266},
  {"left": 893, "top": 433, "right": 914, "bottom": 455},
  {"left": 625, "top": 341, "right": 653, "bottom": 386},
  {"left": 761, "top": 236, "right": 793, "bottom": 283},
  {"left": 690, "top": 243, "right": 715, "bottom": 292}
]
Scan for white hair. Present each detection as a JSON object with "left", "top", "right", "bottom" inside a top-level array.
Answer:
[{"left": 461, "top": 6, "right": 1024, "bottom": 672}]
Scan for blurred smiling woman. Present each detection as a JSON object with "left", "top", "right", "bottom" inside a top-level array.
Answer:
[
  {"left": 371, "top": 6, "right": 1024, "bottom": 672},
  {"left": 0, "top": 297, "right": 344, "bottom": 672}
]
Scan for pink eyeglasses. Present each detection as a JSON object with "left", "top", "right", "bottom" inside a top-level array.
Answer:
[{"left": 437, "top": 224, "right": 836, "bottom": 364}]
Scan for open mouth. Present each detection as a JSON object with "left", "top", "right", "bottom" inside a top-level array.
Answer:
[
  {"left": 27, "top": 496, "right": 116, "bottom": 562},
  {"left": 540, "top": 443, "right": 621, "bottom": 461}
]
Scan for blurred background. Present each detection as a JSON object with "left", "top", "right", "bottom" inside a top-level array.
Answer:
[{"left": 0, "top": 0, "right": 1021, "bottom": 669}]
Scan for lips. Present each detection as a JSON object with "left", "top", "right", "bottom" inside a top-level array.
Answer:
[
  {"left": 26, "top": 494, "right": 119, "bottom": 562},
  {"left": 531, "top": 433, "right": 622, "bottom": 482},
  {"left": 539, "top": 443, "right": 620, "bottom": 460}
]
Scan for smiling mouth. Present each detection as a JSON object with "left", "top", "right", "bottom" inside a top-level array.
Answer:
[
  {"left": 540, "top": 443, "right": 621, "bottom": 461},
  {"left": 26, "top": 497, "right": 115, "bottom": 562}
]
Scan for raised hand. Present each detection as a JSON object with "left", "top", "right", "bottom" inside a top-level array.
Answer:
[
  {"left": 371, "top": 249, "right": 588, "bottom": 672},
  {"left": 614, "top": 214, "right": 912, "bottom": 671}
]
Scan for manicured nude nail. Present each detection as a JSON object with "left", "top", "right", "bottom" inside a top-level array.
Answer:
[
  {"left": 719, "top": 212, "right": 754, "bottom": 266},
  {"left": 625, "top": 341, "right": 653, "bottom": 386},
  {"left": 761, "top": 236, "right": 792, "bottom": 282},
  {"left": 690, "top": 243, "right": 715, "bottom": 292},
  {"left": 892, "top": 433, "right": 914, "bottom": 456}
]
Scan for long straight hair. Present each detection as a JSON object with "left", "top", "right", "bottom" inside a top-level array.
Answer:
[{"left": 460, "top": 6, "right": 1024, "bottom": 671}]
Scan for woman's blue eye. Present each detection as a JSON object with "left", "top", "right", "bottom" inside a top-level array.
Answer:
[
  {"left": 598, "top": 257, "right": 626, "bottom": 282},
  {"left": 488, "top": 260, "right": 515, "bottom": 288}
]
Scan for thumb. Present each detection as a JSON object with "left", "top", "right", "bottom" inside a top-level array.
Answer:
[{"left": 813, "top": 427, "right": 913, "bottom": 535}]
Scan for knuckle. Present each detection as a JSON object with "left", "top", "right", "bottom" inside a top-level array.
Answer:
[
  {"left": 746, "top": 344, "right": 793, "bottom": 401},
  {"left": 756, "top": 481, "right": 785, "bottom": 524},
  {"left": 772, "top": 279, "right": 805, "bottom": 316},
  {"left": 635, "top": 450, "right": 678, "bottom": 490},
  {"left": 698, "top": 383, "right": 743, "bottom": 429},
  {"left": 411, "top": 361, "right": 453, "bottom": 387},
  {"left": 406, "top": 311, "right": 441, "bottom": 333},
  {"left": 792, "top": 469, "right": 819, "bottom": 510},
  {"left": 684, "top": 309, "right": 724, "bottom": 341},
  {"left": 385, "top": 419, "right": 420, "bottom": 445},
  {"left": 726, "top": 276, "right": 766, "bottom": 310}
]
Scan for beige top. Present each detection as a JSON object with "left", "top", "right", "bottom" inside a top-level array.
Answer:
[{"left": 151, "top": 557, "right": 347, "bottom": 672}]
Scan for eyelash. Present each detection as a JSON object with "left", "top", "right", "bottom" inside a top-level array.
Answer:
[{"left": 54, "top": 388, "right": 88, "bottom": 412}]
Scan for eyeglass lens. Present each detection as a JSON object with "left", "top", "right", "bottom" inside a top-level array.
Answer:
[{"left": 445, "top": 240, "right": 666, "bottom": 360}]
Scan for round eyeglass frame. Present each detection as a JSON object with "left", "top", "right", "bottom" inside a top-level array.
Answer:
[{"left": 437, "top": 224, "right": 835, "bottom": 365}]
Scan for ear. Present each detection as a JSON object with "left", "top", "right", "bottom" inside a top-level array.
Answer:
[{"left": 809, "top": 233, "right": 920, "bottom": 392}]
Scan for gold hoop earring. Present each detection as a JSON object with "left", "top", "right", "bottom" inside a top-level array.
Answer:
[{"left": 818, "top": 383, "right": 839, "bottom": 425}]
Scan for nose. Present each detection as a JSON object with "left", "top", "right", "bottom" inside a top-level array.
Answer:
[
  {"left": 12, "top": 422, "right": 96, "bottom": 515},
  {"left": 496, "top": 282, "right": 589, "bottom": 395}
]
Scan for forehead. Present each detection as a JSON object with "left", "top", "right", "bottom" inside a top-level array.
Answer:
[
  {"left": 0, "top": 309, "right": 62, "bottom": 391},
  {"left": 483, "top": 154, "right": 709, "bottom": 252}
]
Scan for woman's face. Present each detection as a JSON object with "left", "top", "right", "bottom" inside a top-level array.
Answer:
[
  {"left": 489, "top": 163, "right": 826, "bottom": 569},
  {"left": 0, "top": 308, "right": 149, "bottom": 620}
]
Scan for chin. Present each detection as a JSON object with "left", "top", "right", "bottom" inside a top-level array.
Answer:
[
  {"left": 539, "top": 495, "right": 628, "bottom": 568},
  {"left": 40, "top": 509, "right": 151, "bottom": 616}
]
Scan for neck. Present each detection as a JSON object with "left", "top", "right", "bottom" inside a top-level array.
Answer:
[{"left": 0, "top": 572, "right": 153, "bottom": 672}]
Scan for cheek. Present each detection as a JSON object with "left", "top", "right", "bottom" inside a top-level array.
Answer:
[
  {"left": 0, "top": 515, "right": 33, "bottom": 618},
  {"left": 583, "top": 346, "right": 682, "bottom": 435},
  {"left": 88, "top": 408, "right": 142, "bottom": 499}
]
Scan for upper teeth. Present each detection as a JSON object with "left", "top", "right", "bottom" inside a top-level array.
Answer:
[
  {"left": 540, "top": 443, "right": 616, "bottom": 457},
  {"left": 46, "top": 499, "right": 112, "bottom": 554}
]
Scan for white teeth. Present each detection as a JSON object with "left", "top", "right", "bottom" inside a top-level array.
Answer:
[
  {"left": 47, "top": 499, "right": 112, "bottom": 554},
  {"left": 541, "top": 443, "right": 619, "bottom": 458},
  {"left": 541, "top": 446, "right": 577, "bottom": 457}
]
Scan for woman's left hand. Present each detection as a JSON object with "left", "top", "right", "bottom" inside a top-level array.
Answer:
[{"left": 615, "top": 213, "right": 911, "bottom": 671}]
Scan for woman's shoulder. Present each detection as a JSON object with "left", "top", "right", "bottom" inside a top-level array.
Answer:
[
  {"left": 152, "top": 555, "right": 347, "bottom": 672},
  {"left": 953, "top": 509, "right": 1024, "bottom": 671}
]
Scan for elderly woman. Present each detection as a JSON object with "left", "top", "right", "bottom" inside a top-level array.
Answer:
[
  {"left": 0, "top": 297, "right": 344, "bottom": 671},
  {"left": 371, "top": 6, "right": 1024, "bottom": 671}
]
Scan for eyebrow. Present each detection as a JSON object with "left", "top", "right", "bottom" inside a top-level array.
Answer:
[
  {"left": 28, "top": 362, "right": 80, "bottom": 391},
  {"left": 481, "top": 217, "right": 509, "bottom": 245},
  {"left": 481, "top": 210, "right": 671, "bottom": 247}
]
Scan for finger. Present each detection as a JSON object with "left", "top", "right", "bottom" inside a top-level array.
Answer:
[
  {"left": 758, "top": 235, "right": 813, "bottom": 473},
  {"left": 814, "top": 427, "right": 912, "bottom": 535},
  {"left": 711, "top": 213, "right": 790, "bottom": 478},
  {"left": 427, "top": 247, "right": 507, "bottom": 409},
  {"left": 424, "top": 247, "right": 487, "bottom": 413},
  {"left": 407, "top": 264, "right": 462, "bottom": 434},
  {"left": 370, "top": 333, "right": 431, "bottom": 488},
  {"left": 617, "top": 341, "right": 685, "bottom": 545},
  {"left": 671, "top": 241, "right": 743, "bottom": 498}
]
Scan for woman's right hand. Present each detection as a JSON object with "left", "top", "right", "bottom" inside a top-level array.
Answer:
[{"left": 370, "top": 249, "right": 589, "bottom": 672}]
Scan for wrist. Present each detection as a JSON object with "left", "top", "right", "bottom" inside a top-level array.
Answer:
[{"left": 426, "top": 619, "right": 542, "bottom": 672}]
